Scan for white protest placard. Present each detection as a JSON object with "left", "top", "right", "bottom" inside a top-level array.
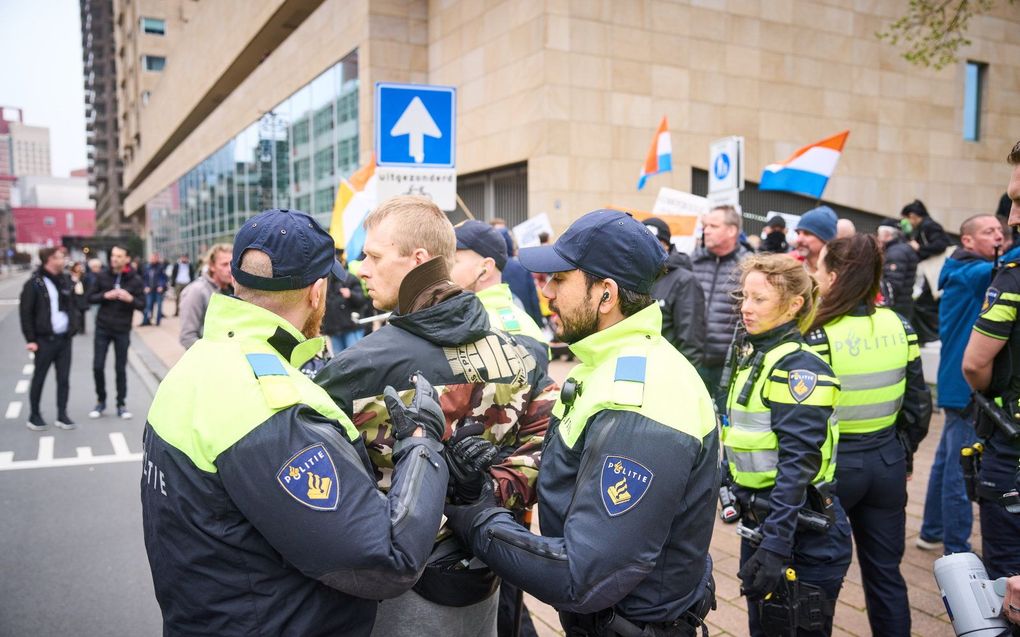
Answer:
[
  {"left": 650, "top": 188, "right": 711, "bottom": 254},
  {"left": 513, "top": 213, "right": 554, "bottom": 249}
]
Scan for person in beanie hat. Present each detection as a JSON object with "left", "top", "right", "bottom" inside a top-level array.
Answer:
[
  {"left": 760, "top": 215, "right": 789, "bottom": 254},
  {"left": 795, "top": 205, "right": 837, "bottom": 273}
]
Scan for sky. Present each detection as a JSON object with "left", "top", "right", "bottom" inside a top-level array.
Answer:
[{"left": 0, "top": 0, "right": 87, "bottom": 177}]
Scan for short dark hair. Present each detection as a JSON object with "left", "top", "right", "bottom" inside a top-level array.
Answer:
[
  {"left": 1009, "top": 140, "right": 1020, "bottom": 166},
  {"left": 39, "top": 247, "right": 60, "bottom": 265},
  {"left": 901, "top": 199, "right": 928, "bottom": 218},
  {"left": 111, "top": 244, "right": 130, "bottom": 257},
  {"left": 582, "top": 271, "right": 655, "bottom": 318}
]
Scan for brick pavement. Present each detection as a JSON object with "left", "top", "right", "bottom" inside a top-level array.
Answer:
[{"left": 134, "top": 304, "right": 962, "bottom": 637}]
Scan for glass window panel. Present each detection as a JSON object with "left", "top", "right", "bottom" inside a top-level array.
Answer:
[{"left": 963, "top": 61, "right": 985, "bottom": 142}]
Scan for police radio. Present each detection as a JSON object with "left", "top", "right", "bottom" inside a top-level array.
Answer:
[{"left": 933, "top": 553, "right": 1012, "bottom": 637}]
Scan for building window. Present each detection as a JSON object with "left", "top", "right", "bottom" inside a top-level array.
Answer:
[
  {"left": 142, "top": 55, "right": 166, "bottom": 72},
  {"left": 43, "top": 216, "right": 55, "bottom": 226},
  {"left": 140, "top": 17, "right": 166, "bottom": 35},
  {"left": 963, "top": 61, "right": 986, "bottom": 142}
]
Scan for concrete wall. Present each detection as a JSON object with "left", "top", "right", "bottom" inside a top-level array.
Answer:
[{"left": 125, "top": 0, "right": 1020, "bottom": 234}]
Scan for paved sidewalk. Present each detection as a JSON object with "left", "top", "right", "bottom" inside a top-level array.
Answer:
[{"left": 132, "top": 303, "right": 962, "bottom": 636}]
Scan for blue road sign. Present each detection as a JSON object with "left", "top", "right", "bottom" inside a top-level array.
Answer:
[
  {"left": 376, "top": 83, "right": 456, "bottom": 169},
  {"left": 713, "top": 153, "right": 731, "bottom": 181}
]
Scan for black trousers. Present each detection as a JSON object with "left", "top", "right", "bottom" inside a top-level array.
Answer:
[
  {"left": 30, "top": 334, "right": 71, "bottom": 416},
  {"left": 835, "top": 438, "right": 910, "bottom": 637},
  {"left": 93, "top": 326, "right": 130, "bottom": 407}
]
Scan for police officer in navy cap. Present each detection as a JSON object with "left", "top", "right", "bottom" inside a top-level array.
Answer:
[
  {"left": 445, "top": 209, "right": 719, "bottom": 636},
  {"left": 141, "top": 208, "right": 450, "bottom": 636}
]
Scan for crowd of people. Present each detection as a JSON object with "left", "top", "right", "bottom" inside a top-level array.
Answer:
[{"left": 18, "top": 143, "right": 1020, "bottom": 637}]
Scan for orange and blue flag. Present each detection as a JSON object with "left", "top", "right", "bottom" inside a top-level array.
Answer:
[
  {"left": 637, "top": 116, "right": 672, "bottom": 190},
  {"left": 759, "top": 130, "right": 849, "bottom": 199},
  {"left": 329, "top": 155, "right": 376, "bottom": 258}
]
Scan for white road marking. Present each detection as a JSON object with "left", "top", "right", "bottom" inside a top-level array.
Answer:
[
  {"left": 14, "top": 380, "right": 29, "bottom": 394},
  {"left": 0, "top": 299, "right": 18, "bottom": 306},
  {"left": 109, "top": 432, "right": 132, "bottom": 456},
  {"left": 38, "top": 436, "right": 54, "bottom": 462},
  {"left": 22, "top": 364, "right": 34, "bottom": 375},
  {"left": 5, "top": 401, "right": 21, "bottom": 419},
  {"left": 0, "top": 431, "right": 142, "bottom": 472}
]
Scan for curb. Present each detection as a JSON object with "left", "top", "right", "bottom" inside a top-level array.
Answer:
[{"left": 127, "top": 334, "right": 169, "bottom": 397}]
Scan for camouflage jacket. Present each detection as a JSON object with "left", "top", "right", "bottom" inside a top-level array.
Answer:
[{"left": 316, "top": 291, "right": 557, "bottom": 510}]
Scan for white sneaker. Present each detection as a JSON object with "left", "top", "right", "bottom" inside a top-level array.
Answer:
[
  {"left": 915, "top": 536, "right": 942, "bottom": 551},
  {"left": 117, "top": 407, "right": 132, "bottom": 419},
  {"left": 89, "top": 404, "right": 105, "bottom": 419}
]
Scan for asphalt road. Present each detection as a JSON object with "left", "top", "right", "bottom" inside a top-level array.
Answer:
[{"left": 0, "top": 271, "right": 163, "bottom": 636}]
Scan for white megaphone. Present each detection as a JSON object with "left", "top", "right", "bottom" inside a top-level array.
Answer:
[{"left": 934, "top": 553, "right": 1011, "bottom": 636}]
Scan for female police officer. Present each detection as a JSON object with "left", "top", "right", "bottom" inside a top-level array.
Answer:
[
  {"left": 806, "top": 234, "right": 931, "bottom": 637},
  {"left": 724, "top": 253, "right": 852, "bottom": 637}
]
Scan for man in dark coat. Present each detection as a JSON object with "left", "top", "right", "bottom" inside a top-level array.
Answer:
[
  {"left": 902, "top": 199, "right": 951, "bottom": 343},
  {"left": 644, "top": 217, "right": 706, "bottom": 368},
  {"left": 877, "top": 219, "right": 919, "bottom": 321},
  {"left": 20, "top": 246, "right": 81, "bottom": 430},
  {"left": 87, "top": 245, "right": 145, "bottom": 420},
  {"left": 691, "top": 205, "right": 750, "bottom": 401}
]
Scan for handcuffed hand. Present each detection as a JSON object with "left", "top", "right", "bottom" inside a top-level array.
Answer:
[
  {"left": 738, "top": 547, "right": 787, "bottom": 601},
  {"left": 383, "top": 372, "right": 446, "bottom": 443},
  {"left": 444, "top": 480, "right": 499, "bottom": 547},
  {"left": 445, "top": 424, "right": 499, "bottom": 504}
]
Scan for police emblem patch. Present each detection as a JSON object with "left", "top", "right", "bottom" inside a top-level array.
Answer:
[
  {"left": 788, "top": 370, "right": 817, "bottom": 403},
  {"left": 277, "top": 443, "right": 339, "bottom": 511},
  {"left": 981, "top": 287, "right": 1000, "bottom": 314},
  {"left": 600, "top": 456, "right": 654, "bottom": 517}
]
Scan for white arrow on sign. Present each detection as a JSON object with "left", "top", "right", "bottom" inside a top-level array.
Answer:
[{"left": 389, "top": 96, "right": 441, "bottom": 164}]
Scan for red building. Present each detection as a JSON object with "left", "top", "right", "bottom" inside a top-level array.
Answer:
[{"left": 12, "top": 207, "right": 96, "bottom": 246}]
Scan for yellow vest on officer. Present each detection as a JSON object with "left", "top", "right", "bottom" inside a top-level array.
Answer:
[
  {"left": 723, "top": 341, "right": 840, "bottom": 490},
  {"left": 812, "top": 308, "right": 913, "bottom": 436},
  {"left": 476, "top": 283, "right": 550, "bottom": 358}
]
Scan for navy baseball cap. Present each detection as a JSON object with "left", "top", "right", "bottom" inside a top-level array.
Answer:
[
  {"left": 231, "top": 208, "right": 346, "bottom": 291},
  {"left": 518, "top": 209, "right": 667, "bottom": 294},
  {"left": 455, "top": 220, "right": 508, "bottom": 270}
]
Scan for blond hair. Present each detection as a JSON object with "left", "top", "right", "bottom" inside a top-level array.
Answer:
[
  {"left": 739, "top": 253, "right": 819, "bottom": 333},
  {"left": 206, "top": 243, "right": 232, "bottom": 266},
  {"left": 363, "top": 195, "right": 455, "bottom": 265}
]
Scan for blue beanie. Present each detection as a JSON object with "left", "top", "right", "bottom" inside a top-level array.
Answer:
[{"left": 796, "top": 205, "right": 838, "bottom": 242}]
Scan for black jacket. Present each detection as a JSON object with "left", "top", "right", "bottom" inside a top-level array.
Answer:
[
  {"left": 88, "top": 266, "right": 145, "bottom": 333},
  {"left": 881, "top": 238, "right": 919, "bottom": 317},
  {"left": 913, "top": 216, "right": 951, "bottom": 261},
  {"left": 321, "top": 271, "right": 367, "bottom": 335},
  {"left": 651, "top": 250, "right": 706, "bottom": 367},
  {"left": 760, "top": 230, "right": 789, "bottom": 254},
  {"left": 20, "top": 267, "right": 81, "bottom": 341},
  {"left": 691, "top": 245, "right": 751, "bottom": 367},
  {"left": 169, "top": 261, "right": 194, "bottom": 284}
]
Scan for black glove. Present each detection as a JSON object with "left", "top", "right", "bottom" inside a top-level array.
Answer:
[
  {"left": 897, "top": 428, "right": 915, "bottom": 477},
  {"left": 444, "top": 480, "right": 499, "bottom": 548},
  {"left": 446, "top": 428, "right": 499, "bottom": 504},
  {"left": 738, "top": 547, "right": 787, "bottom": 601},
  {"left": 383, "top": 372, "right": 446, "bottom": 442}
]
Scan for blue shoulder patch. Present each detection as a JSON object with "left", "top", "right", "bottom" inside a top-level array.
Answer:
[
  {"left": 788, "top": 369, "right": 817, "bottom": 403},
  {"left": 246, "top": 353, "right": 288, "bottom": 378},
  {"left": 981, "top": 287, "right": 1000, "bottom": 314},
  {"left": 614, "top": 356, "right": 646, "bottom": 383},
  {"left": 600, "top": 455, "right": 654, "bottom": 517},
  {"left": 277, "top": 443, "right": 339, "bottom": 511}
]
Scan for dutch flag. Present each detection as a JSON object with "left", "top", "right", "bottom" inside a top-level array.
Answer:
[
  {"left": 637, "top": 116, "right": 672, "bottom": 190},
  {"left": 759, "top": 130, "right": 849, "bottom": 199}
]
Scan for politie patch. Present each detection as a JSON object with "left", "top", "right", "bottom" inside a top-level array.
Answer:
[
  {"left": 277, "top": 443, "right": 339, "bottom": 511},
  {"left": 981, "top": 287, "right": 1000, "bottom": 314},
  {"left": 788, "top": 370, "right": 817, "bottom": 403},
  {"left": 601, "top": 456, "right": 654, "bottom": 517}
]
